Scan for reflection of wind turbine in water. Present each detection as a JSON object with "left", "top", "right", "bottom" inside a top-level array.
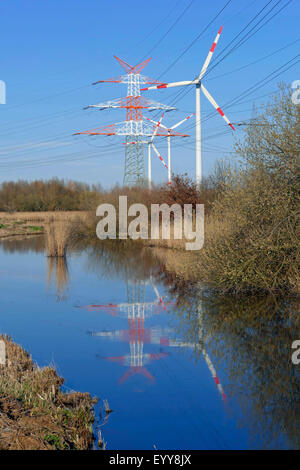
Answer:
[
  {"left": 174, "top": 294, "right": 227, "bottom": 402},
  {"left": 157, "top": 293, "right": 226, "bottom": 402},
  {"left": 81, "top": 277, "right": 172, "bottom": 383},
  {"left": 89, "top": 280, "right": 226, "bottom": 400}
]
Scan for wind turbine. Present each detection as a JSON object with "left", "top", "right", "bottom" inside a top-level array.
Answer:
[
  {"left": 148, "top": 113, "right": 168, "bottom": 189},
  {"left": 145, "top": 113, "right": 194, "bottom": 185},
  {"left": 141, "top": 26, "right": 235, "bottom": 188}
]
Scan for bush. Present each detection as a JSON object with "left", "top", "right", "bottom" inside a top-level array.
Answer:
[{"left": 193, "top": 83, "right": 299, "bottom": 295}]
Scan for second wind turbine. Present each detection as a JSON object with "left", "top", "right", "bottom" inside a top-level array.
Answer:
[{"left": 141, "top": 26, "right": 235, "bottom": 187}]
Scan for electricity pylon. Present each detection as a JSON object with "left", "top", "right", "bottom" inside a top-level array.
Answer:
[{"left": 74, "top": 57, "right": 187, "bottom": 186}]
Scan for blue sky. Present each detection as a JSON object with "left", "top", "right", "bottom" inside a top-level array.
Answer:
[{"left": 0, "top": 0, "right": 299, "bottom": 187}]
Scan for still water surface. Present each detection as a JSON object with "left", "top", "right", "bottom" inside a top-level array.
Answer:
[{"left": 0, "top": 237, "right": 299, "bottom": 450}]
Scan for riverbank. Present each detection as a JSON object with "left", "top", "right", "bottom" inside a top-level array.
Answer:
[
  {"left": 2, "top": 206, "right": 297, "bottom": 297},
  {"left": 0, "top": 211, "right": 87, "bottom": 239},
  {"left": 0, "top": 336, "right": 97, "bottom": 450}
]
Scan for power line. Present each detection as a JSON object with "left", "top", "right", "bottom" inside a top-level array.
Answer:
[
  {"left": 156, "top": 0, "right": 294, "bottom": 113},
  {"left": 156, "top": 0, "right": 233, "bottom": 80},
  {"left": 204, "top": 53, "right": 300, "bottom": 120},
  {"left": 204, "top": 0, "right": 293, "bottom": 79},
  {"left": 139, "top": 0, "right": 196, "bottom": 62},
  {"left": 180, "top": 53, "right": 299, "bottom": 134},
  {"left": 150, "top": 0, "right": 236, "bottom": 118},
  {"left": 134, "top": 0, "right": 182, "bottom": 48},
  {"left": 205, "top": 37, "right": 300, "bottom": 82}
]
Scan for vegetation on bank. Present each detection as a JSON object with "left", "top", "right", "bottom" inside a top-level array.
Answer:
[
  {"left": 0, "top": 336, "right": 97, "bottom": 450},
  {"left": 72, "top": 84, "right": 299, "bottom": 295},
  {"left": 196, "top": 84, "right": 299, "bottom": 295}
]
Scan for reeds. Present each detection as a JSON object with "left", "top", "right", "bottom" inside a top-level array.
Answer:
[{"left": 45, "top": 219, "right": 72, "bottom": 257}]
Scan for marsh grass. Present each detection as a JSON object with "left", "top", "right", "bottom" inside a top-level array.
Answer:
[
  {"left": 45, "top": 218, "right": 75, "bottom": 257},
  {"left": 0, "top": 336, "right": 97, "bottom": 450}
]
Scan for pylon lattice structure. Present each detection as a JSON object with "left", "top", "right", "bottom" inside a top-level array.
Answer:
[{"left": 74, "top": 56, "right": 189, "bottom": 186}]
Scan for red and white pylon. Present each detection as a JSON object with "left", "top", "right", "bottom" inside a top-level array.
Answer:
[
  {"left": 146, "top": 113, "right": 194, "bottom": 185},
  {"left": 141, "top": 26, "right": 235, "bottom": 188},
  {"left": 74, "top": 56, "right": 187, "bottom": 186}
]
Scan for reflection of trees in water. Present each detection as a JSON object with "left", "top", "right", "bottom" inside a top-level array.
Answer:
[
  {"left": 47, "top": 256, "right": 69, "bottom": 302},
  {"left": 84, "top": 241, "right": 163, "bottom": 281},
  {"left": 160, "top": 272, "right": 300, "bottom": 449},
  {"left": 204, "top": 295, "right": 300, "bottom": 450},
  {"left": 0, "top": 236, "right": 44, "bottom": 253}
]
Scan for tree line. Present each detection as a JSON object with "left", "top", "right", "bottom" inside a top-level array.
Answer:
[{"left": 0, "top": 179, "right": 102, "bottom": 212}]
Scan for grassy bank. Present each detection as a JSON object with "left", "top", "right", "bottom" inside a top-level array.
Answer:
[
  {"left": 0, "top": 336, "right": 97, "bottom": 450},
  {"left": 0, "top": 211, "right": 88, "bottom": 240}
]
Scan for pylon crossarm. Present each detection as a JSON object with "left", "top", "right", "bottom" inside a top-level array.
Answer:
[
  {"left": 92, "top": 76, "right": 123, "bottom": 85},
  {"left": 130, "top": 58, "right": 152, "bottom": 74},
  {"left": 84, "top": 97, "right": 175, "bottom": 112},
  {"left": 76, "top": 53, "right": 180, "bottom": 185},
  {"left": 113, "top": 56, "right": 152, "bottom": 74},
  {"left": 73, "top": 123, "right": 116, "bottom": 136},
  {"left": 74, "top": 120, "right": 189, "bottom": 137}
]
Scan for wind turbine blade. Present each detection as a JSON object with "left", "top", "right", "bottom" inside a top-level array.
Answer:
[
  {"left": 171, "top": 113, "right": 195, "bottom": 130},
  {"left": 145, "top": 116, "right": 168, "bottom": 130},
  {"left": 141, "top": 80, "right": 196, "bottom": 91},
  {"left": 150, "top": 275, "right": 163, "bottom": 304},
  {"left": 203, "top": 350, "right": 226, "bottom": 401},
  {"left": 198, "top": 26, "right": 223, "bottom": 81},
  {"left": 152, "top": 143, "right": 168, "bottom": 170},
  {"left": 150, "top": 113, "right": 165, "bottom": 142},
  {"left": 201, "top": 85, "right": 235, "bottom": 131}
]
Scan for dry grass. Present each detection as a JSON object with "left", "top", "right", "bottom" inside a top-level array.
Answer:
[
  {"left": 0, "top": 336, "right": 97, "bottom": 450},
  {"left": 45, "top": 220, "right": 71, "bottom": 257},
  {"left": 0, "top": 211, "right": 88, "bottom": 223},
  {"left": 0, "top": 211, "right": 88, "bottom": 240}
]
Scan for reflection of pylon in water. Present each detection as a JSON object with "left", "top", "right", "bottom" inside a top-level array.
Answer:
[
  {"left": 108, "top": 279, "right": 167, "bottom": 383},
  {"left": 81, "top": 277, "right": 226, "bottom": 398},
  {"left": 77, "top": 278, "right": 172, "bottom": 318},
  {"left": 82, "top": 278, "right": 169, "bottom": 383},
  {"left": 92, "top": 322, "right": 226, "bottom": 400},
  {"left": 106, "top": 310, "right": 168, "bottom": 384},
  {"left": 91, "top": 291, "right": 226, "bottom": 400}
]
